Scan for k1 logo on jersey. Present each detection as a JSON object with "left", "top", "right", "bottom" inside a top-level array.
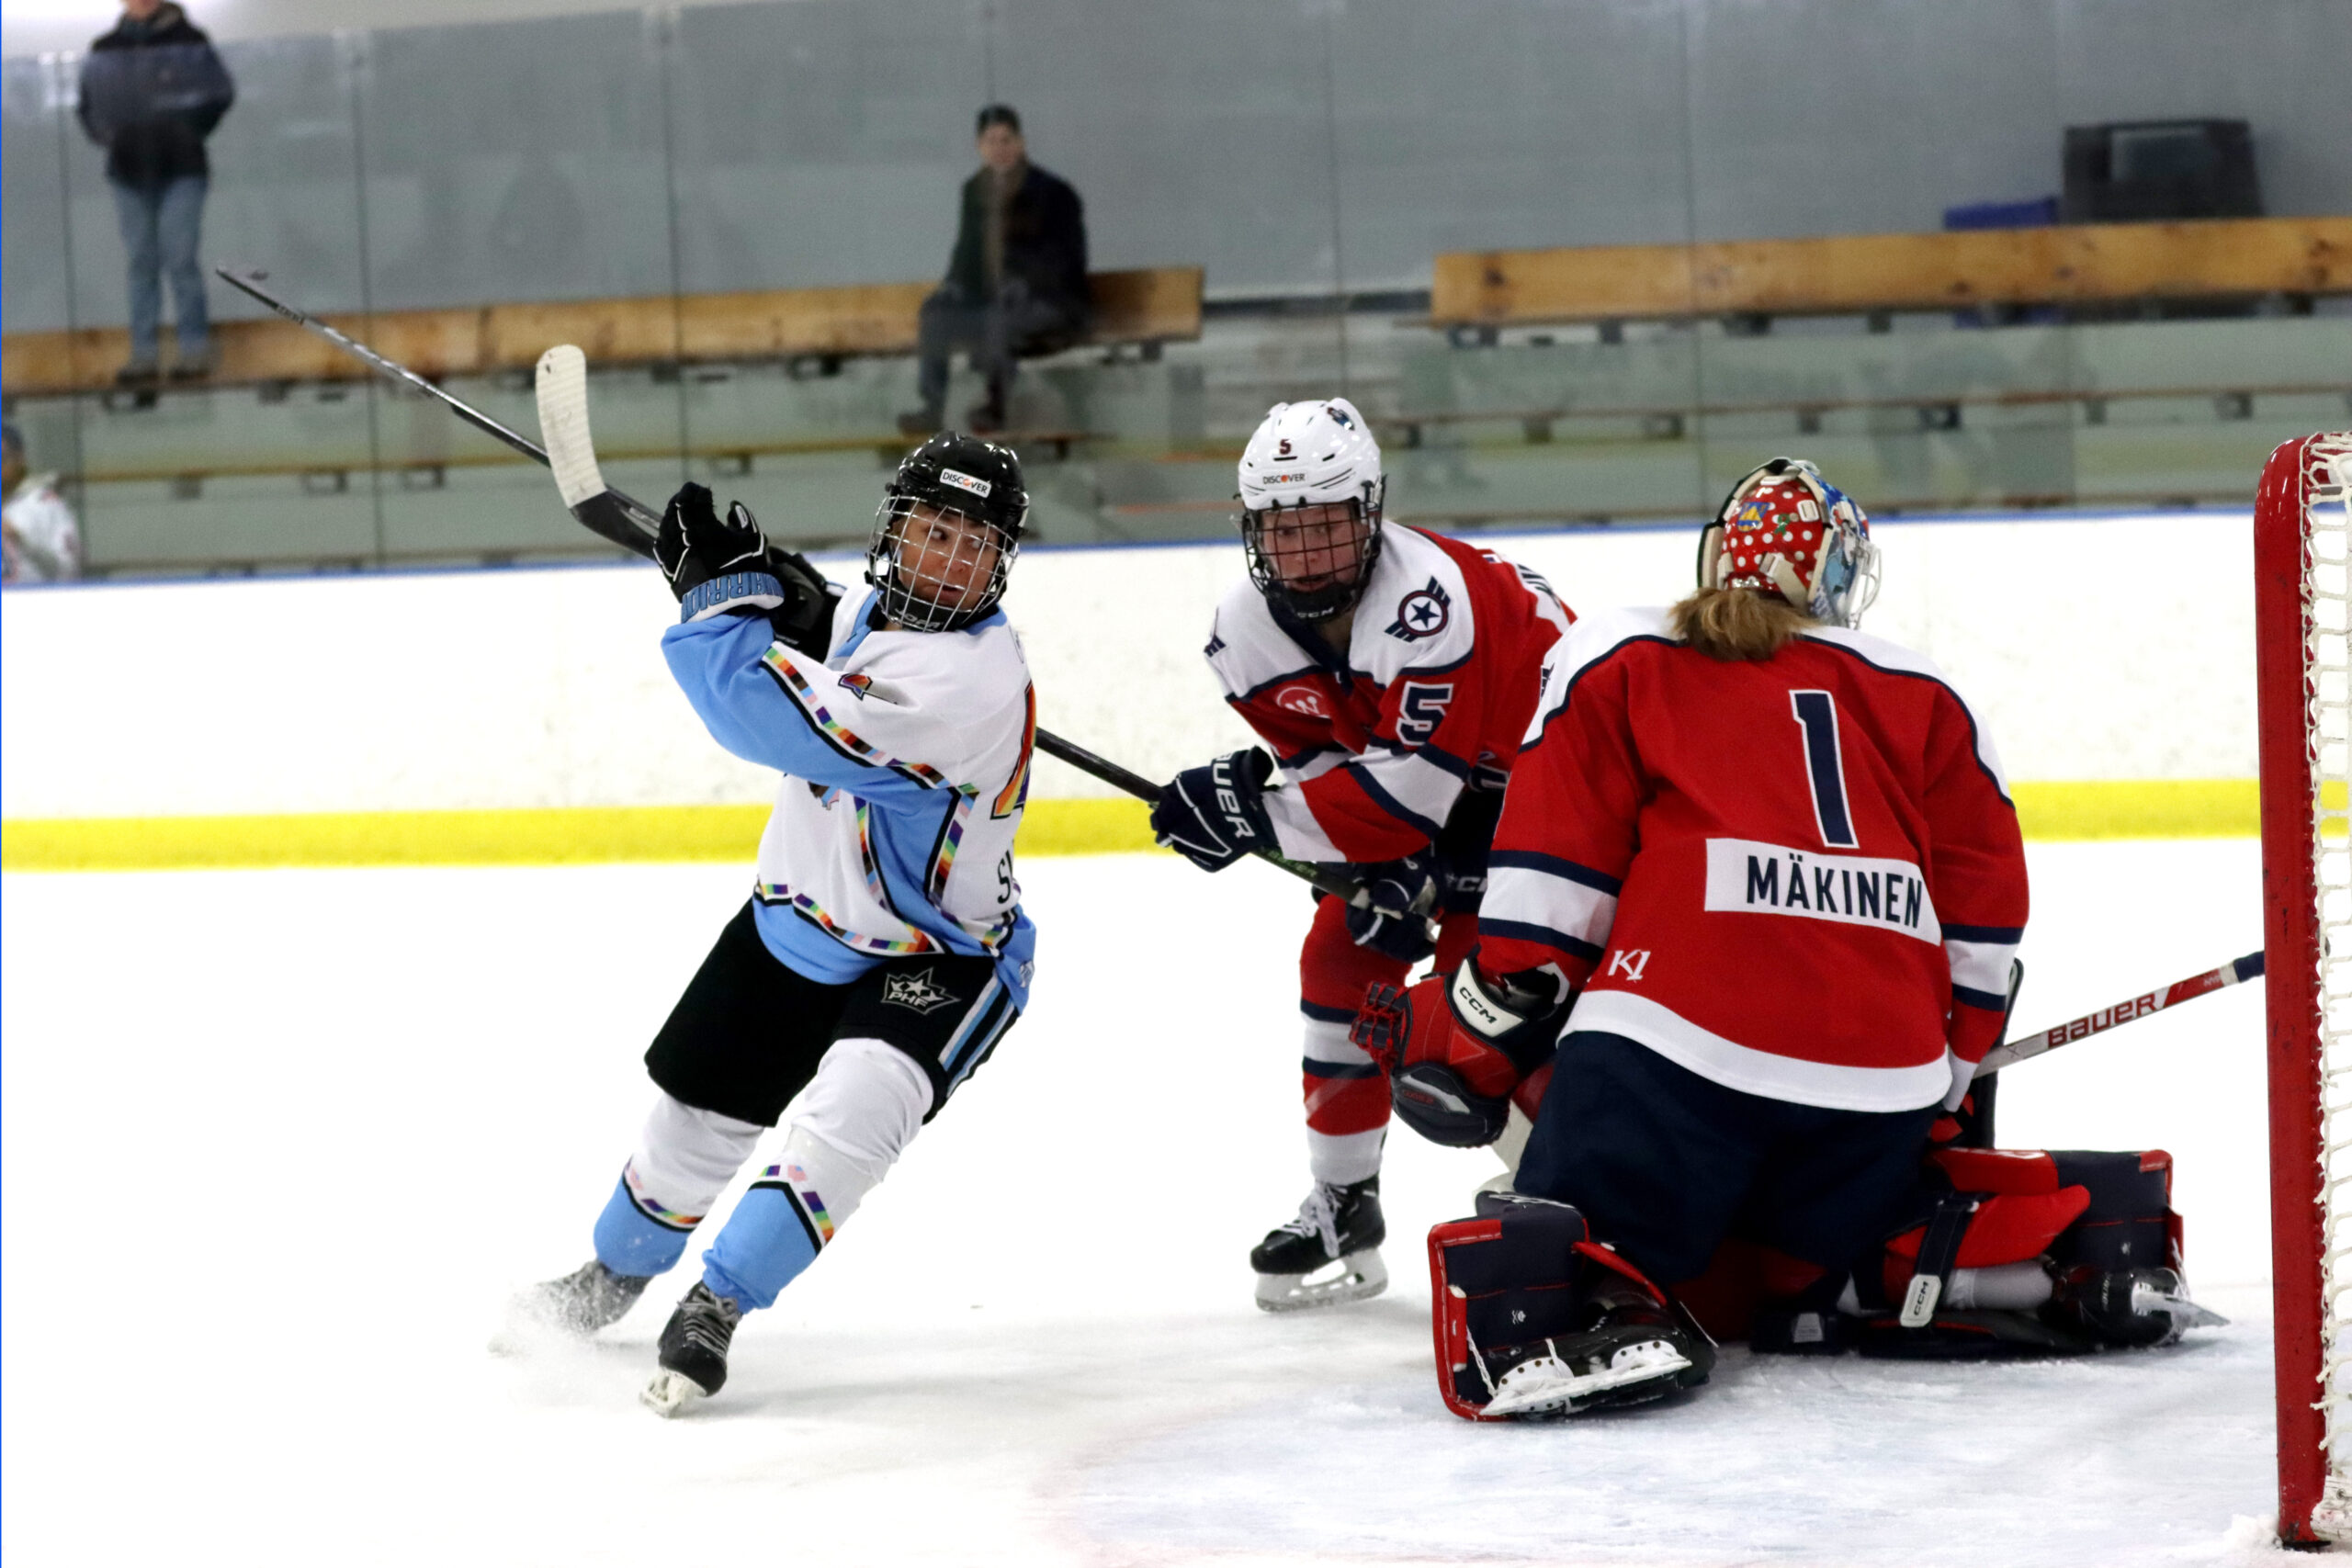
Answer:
[
  {"left": 880, "top": 967, "right": 960, "bottom": 1013},
  {"left": 1385, "top": 577, "right": 1453, "bottom": 643},
  {"left": 1702, "top": 837, "right": 1941, "bottom": 945},
  {"left": 1275, "top": 684, "right": 1329, "bottom": 718}
]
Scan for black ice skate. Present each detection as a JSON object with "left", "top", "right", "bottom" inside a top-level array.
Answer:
[
  {"left": 2046, "top": 1265, "right": 2228, "bottom": 1348},
  {"left": 641, "top": 1281, "right": 742, "bottom": 1417},
  {"left": 492, "top": 1259, "right": 650, "bottom": 1352},
  {"left": 1468, "top": 1285, "right": 1713, "bottom": 1419},
  {"left": 1250, "top": 1177, "right": 1387, "bottom": 1312}
]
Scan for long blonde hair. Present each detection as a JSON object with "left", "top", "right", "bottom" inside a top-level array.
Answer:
[{"left": 1668, "top": 585, "right": 1818, "bottom": 662}]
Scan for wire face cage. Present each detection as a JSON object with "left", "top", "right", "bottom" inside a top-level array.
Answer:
[{"left": 2255, "top": 430, "right": 2352, "bottom": 1545}]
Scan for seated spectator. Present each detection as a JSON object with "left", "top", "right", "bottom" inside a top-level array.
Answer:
[
  {"left": 2, "top": 424, "right": 85, "bottom": 584},
  {"left": 899, "top": 105, "right": 1089, "bottom": 437},
  {"left": 77, "top": 0, "right": 235, "bottom": 385}
]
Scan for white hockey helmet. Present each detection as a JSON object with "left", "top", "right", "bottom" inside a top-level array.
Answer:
[
  {"left": 1697, "top": 457, "right": 1880, "bottom": 627},
  {"left": 1236, "top": 398, "right": 1386, "bottom": 622}
]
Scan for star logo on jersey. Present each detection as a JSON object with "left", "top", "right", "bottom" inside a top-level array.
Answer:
[
  {"left": 1275, "top": 685, "right": 1329, "bottom": 718},
  {"left": 879, "top": 967, "right": 959, "bottom": 1014},
  {"left": 1385, "top": 577, "right": 1453, "bottom": 643}
]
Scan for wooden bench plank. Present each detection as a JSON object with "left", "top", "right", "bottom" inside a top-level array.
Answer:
[
  {"left": 1433, "top": 217, "right": 2352, "bottom": 326},
  {"left": 3, "top": 266, "right": 1207, "bottom": 398}
]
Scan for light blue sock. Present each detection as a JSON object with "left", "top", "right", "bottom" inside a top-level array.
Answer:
[
  {"left": 699, "top": 1167, "right": 827, "bottom": 1311},
  {"left": 592, "top": 1171, "right": 694, "bottom": 1278}
]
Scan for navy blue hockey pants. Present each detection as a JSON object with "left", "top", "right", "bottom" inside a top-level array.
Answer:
[{"left": 1516, "top": 1031, "right": 1939, "bottom": 1286}]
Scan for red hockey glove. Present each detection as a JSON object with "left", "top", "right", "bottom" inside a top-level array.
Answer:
[{"left": 1353, "top": 975, "right": 1522, "bottom": 1148}]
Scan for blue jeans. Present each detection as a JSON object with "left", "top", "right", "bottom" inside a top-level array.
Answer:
[{"left": 108, "top": 175, "right": 210, "bottom": 367}]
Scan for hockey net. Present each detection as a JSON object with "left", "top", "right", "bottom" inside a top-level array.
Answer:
[{"left": 2258, "top": 429, "right": 2352, "bottom": 1545}]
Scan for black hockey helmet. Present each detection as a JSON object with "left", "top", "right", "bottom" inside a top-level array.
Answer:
[{"left": 867, "top": 432, "right": 1029, "bottom": 631}]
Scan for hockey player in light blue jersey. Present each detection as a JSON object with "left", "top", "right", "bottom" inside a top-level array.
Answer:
[{"left": 505, "top": 434, "right": 1040, "bottom": 1416}]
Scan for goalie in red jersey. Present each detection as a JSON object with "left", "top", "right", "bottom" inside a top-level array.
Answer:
[
  {"left": 1147, "top": 398, "right": 1572, "bottom": 1311},
  {"left": 1356, "top": 457, "right": 2220, "bottom": 1420}
]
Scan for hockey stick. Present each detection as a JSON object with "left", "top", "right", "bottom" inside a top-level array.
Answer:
[
  {"left": 213, "top": 265, "right": 655, "bottom": 556},
  {"left": 1973, "top": 950, "right": 2264, "bottom": 1077},
  {"left": 213, "top": 264, "right": 1393, "bottom": 917},
  {"left": 531, "top": 344, "right": 1411, "bottom": 922}
]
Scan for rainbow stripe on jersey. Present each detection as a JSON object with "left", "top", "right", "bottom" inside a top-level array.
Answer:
[{"left": 762, "top": 649, "right": 952, "bottom": 790}]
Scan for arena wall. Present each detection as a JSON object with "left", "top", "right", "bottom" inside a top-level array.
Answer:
[{"left": 0, "top": 511, "right": 2255, "bottom": 865}]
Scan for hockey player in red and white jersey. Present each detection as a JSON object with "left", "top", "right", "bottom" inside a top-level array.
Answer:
[
  {"left": 1361, "top": 458, "right": 2224, "bottom": 1420},
  {"left": 1357, "top": 457, "right": 2026, "bottom": 1412},
  {"left": 1147, "top": 398, "right": 1571, "bottom": 1310}
]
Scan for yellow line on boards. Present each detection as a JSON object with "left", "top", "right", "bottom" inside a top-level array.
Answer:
[
  {"left": 0, "top": 780, "right": 2256, "bottom": 874},
  {"left": 0, "top": 796, "right": 1165, "bottom": 872}
]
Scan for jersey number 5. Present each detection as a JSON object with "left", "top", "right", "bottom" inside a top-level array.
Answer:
[
  {"left": 1396, "top": 681, "right": 1456, "bottom": 747},
  {"left": 1789, "top": 690, "right": 1858, "bottom": 849}
]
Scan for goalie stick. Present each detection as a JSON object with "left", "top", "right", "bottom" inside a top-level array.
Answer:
[
  {"left": 214, "top": 265, "right": 1402, "bottom": 921},
  {"left": 1973, "top": 950, "right": 2264, "bottom": 1077}
]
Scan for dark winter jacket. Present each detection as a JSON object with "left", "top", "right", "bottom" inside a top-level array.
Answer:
[
  {"left": 944, "top": 163, "right": 1090, "bottom": 321},
  {"left": 77, "top": 5, "right": 235, "bottom": 186}
]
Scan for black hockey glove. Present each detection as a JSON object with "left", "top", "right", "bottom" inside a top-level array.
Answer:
[
  {"left": 657, "top": 483, "right": 783, "bottom": 621},
  {"left": 1149, "top": 749, "right": 1277, "bottom": 873},
  {"left": 763, "top": 545, "right": 844, "bottom": 659},
  {"left": 1344, "top": 854, "right": 1439, "bottom": 963}
]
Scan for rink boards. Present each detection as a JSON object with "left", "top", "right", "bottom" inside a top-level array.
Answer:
[{"left": 0, "top": 508, "right": 2257, "bottom": 865}]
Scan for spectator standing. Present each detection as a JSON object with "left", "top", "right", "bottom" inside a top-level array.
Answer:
[
  {"left": 77, "top": 0, "right": 234, "bottom": 385},
  {"left": 899, "top": 106, "right": 1089, "bottom": 437},
  {"left": 2, "top": 424, "right": 85, "bottom": 584}
]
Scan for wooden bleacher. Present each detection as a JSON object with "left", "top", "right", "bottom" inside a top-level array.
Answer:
[
  {"left": 0, "top": 265, "right": 1204, "bottom": 400},
  {"left": 1430, "top": 217, "right": 2352, "bottom": 332}
]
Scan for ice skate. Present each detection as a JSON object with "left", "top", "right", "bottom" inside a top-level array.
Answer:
[
  {"left": 641, "top": 1281, "right": 741, "bottom": 1417},
  {"left": 1469, "top": 1287, "right": 1712, "bottom": 1419},
  {"left": 1250, "top": 1177, "right": 1387, "bottom": 1312},
  {"left": 491, "top": 1258, "right": 650, "bottom": 1353},
  {"left": 2047, "top": 1265, "right": 2227, "bottom": 1348}
]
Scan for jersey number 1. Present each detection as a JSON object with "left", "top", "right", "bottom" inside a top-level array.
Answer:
[{"left": 1789, "top": 690, "right": 1857, "bottom": 849}]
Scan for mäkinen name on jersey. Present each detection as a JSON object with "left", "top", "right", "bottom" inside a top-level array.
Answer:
[{"left": 1701, "top": 837, "right": 1941, "bottom": 945}]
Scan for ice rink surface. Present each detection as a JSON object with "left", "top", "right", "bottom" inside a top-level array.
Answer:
[{"left": 0, "top": 840, "right": 2296, "bottom": 1565}]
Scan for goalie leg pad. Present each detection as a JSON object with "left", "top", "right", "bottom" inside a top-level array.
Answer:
[
  {"left": 1428, "top": 1191, "right": 1713, "bottom": 1421},
  {"left": 1842, "top": 1146, "right": 2223, "bottom": 1357}
]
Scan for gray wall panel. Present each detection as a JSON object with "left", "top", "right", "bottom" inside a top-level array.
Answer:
[
  {"left": 1685, "top": 0, "right": 2062, "bottom": 240},
  {"left": 668, "top": 0, "right": 981, "bottom": 293},
  {"left": 2, "top": 58, "right": 72, "bottom": 332},
  {"left": 356, "top": 13, "right": 673, "bottom": 310},
  {"left": 1333, "top": 0, "right": 1691, "bottom": 289}
]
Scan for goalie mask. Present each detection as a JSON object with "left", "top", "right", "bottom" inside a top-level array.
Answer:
[
  {"left": 867, "top": 432, "right": 1028, "bottom": 632},
  {"left": 1696, "top": 457, "right": 1880, "bottom": 627},
  {"left": 1237, "top": 398, "right": 1386, "bottom": 623}
]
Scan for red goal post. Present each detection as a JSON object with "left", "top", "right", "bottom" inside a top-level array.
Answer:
[{"left": 2256, "top": 429, "right": 2352, "bottom": 1545}]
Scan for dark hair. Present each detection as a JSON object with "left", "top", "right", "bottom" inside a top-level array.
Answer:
[{"left": 975, "top": 104, "right": 1022, "bottom": 136}]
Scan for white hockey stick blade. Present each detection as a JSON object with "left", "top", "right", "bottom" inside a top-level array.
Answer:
[
  {"left": 639, "top": 1370, "right": 709, "bottom": 1418},
  {"left": 535, "top": 345, "right": 606, "bottom": 508},
  {"left": 1482, "top": 1337, "right": 1692, "bottom": 1418},
  {"left": 533, "top": 344, "right": 659, "bottom": 558}
]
